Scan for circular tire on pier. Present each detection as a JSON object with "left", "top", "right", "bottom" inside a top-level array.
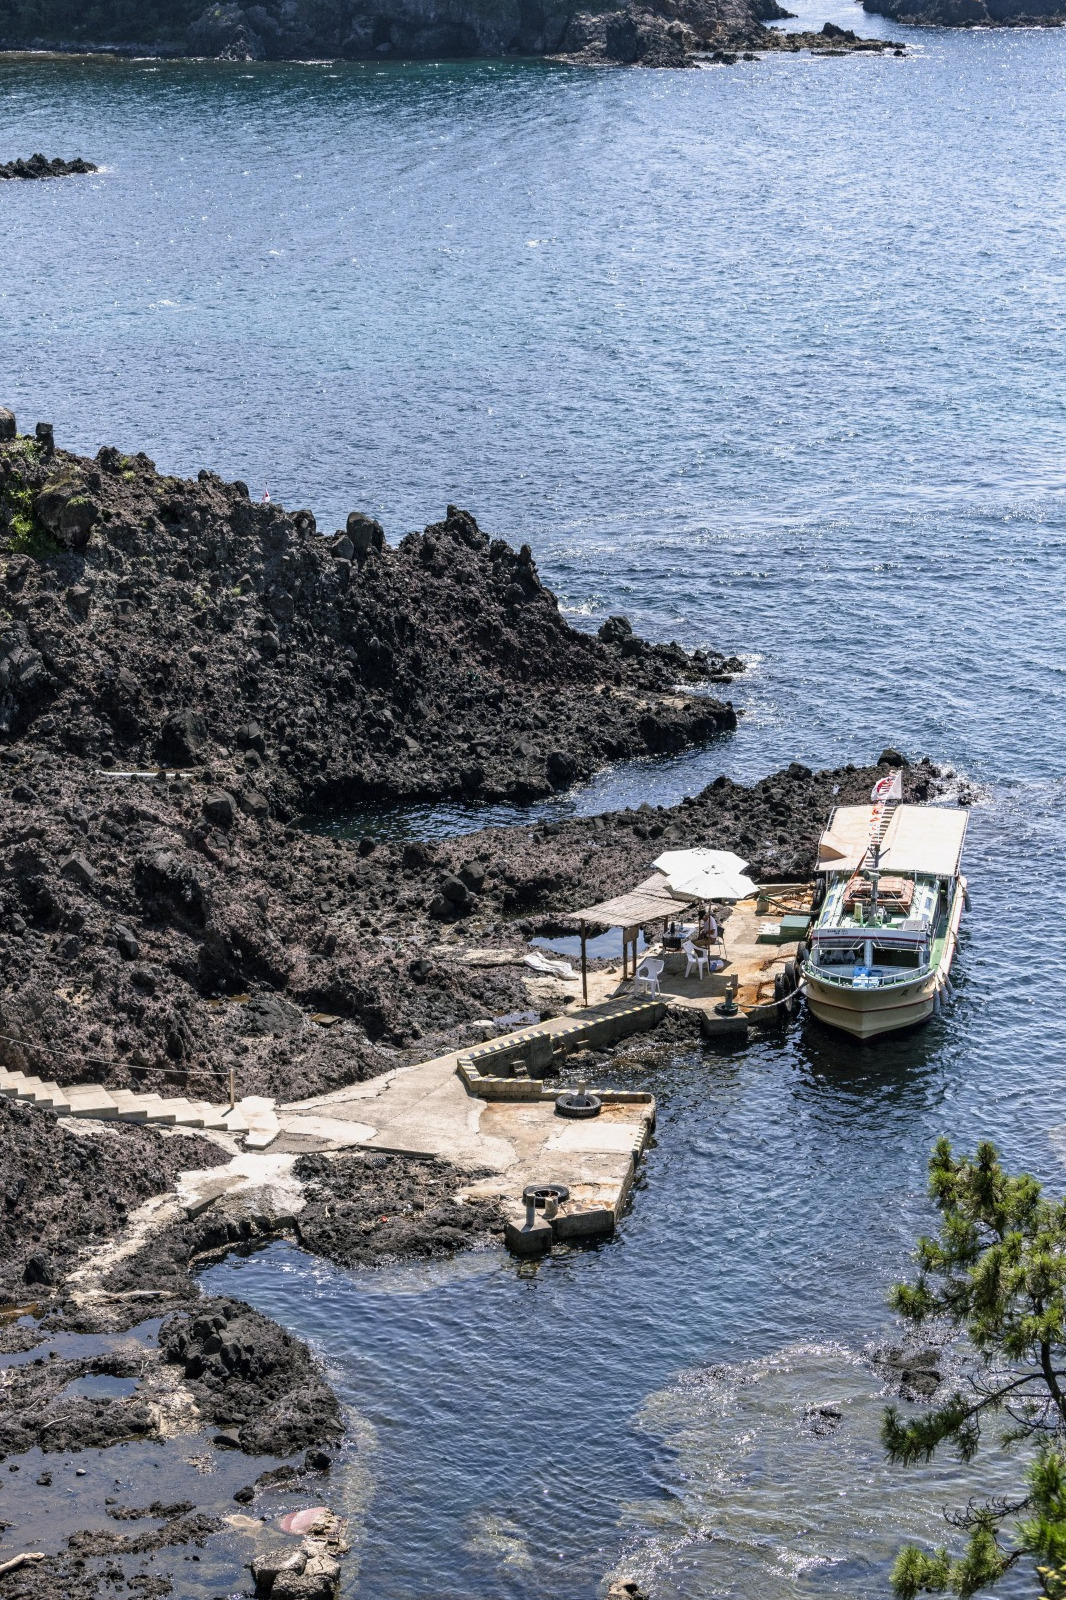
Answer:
[
  {"left": 523, "top": 1183, "right": 571, "bottom": 1206},
  {"left": 784, "top": 958, "right": 800, "bottom": 992},
  {"left": 796, "top": 941, "right": 809, "bottom": 968},
  {"left": 555, "top": 1090, "right": 602, "bottom": 1119}
]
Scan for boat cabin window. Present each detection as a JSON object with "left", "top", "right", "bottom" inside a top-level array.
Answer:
[
  {"left": 874, "top": 946, "right": 922, "bottom": 969},
  {"left": 815, "top": 945, "right": 860, "bottom": 967}
]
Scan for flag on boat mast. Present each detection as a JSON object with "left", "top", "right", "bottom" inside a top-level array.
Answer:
[{"left": 870, "top": 770, "right": 902, "bottom": 803}]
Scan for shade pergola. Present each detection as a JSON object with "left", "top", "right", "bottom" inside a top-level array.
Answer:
[{"left": 566, "top": 873, "right": 696, "bottom": 1003}]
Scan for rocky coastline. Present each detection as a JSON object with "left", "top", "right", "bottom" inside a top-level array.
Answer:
[
  {"left": 0, "top": 0, "right": 902, "bottom": 64},
  {"left": 0, "top": 406, "right": 945, "bottom": 1595}
]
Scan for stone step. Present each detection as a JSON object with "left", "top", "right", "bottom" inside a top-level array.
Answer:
[
  {"left": 189, "top": 1101, "right": 230, "bottom": 1130},
  {"left": 109, "top": 1090, "right": 152, "bottom": 1122},
  {"left": 63, "top": 1087, "right": 119, "bottom": 1119},
  {"left": 0, "top": 1069, "right": 236, "bottom": 1136},
  {"left": 35, "top": 1081, "right": 72, "bottom": 1111},
  {"left": 152, "top": 1098, "right": 207, "bottom": 1127},
  {"left": 236, "top": 1095, "right": 280, "bottom": 1150},
  {"left": 18, "top": 1077, "right": 66, "bottom": 1108}
]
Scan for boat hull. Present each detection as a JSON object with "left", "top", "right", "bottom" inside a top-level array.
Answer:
[{"left": 804, "top": 972, "right": 938, "bottom": 1039}]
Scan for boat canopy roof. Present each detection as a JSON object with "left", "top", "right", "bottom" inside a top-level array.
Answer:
[{"left": 817, "top": 804, "right": 968, "bottom": 877}]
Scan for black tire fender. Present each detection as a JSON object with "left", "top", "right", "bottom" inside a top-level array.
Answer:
[
  {"left": 523, "top": 1183, "right": 571, "bottom": 1206},
  {"left": 555, "top": 1090, "right": 602, "bottom": 1119}
]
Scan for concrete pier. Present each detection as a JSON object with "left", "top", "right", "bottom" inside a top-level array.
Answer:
[{"left": 276, "top": 1027, "right": 656, "bottom": 1249}]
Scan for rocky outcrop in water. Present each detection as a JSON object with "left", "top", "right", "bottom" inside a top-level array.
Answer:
[
  {"left": 555, "top": 7, "right": 902, "bottom": 63},
  {"left": 0, "top": 155, "right": 97, "bottom": 181},
  {"left": 862, "top": 0, "right": 1063, "bottom": 22},
  {"left": 293, "top": 1149, "right": 505, "bottom": 1266},
  {"left": 0, "top": 415, "right": 940, "bottom": 1108}
]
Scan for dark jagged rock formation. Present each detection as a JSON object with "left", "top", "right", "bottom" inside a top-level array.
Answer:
[
  {"left": 0, "top": 154, "right": 97, "bottom": 181},
  {"left": 0, "top": 0, "right": 898, "bottom": 61},
  {"left": 0, "top": 418, "right": 738, "bottom": 816},
  {"left": 0, "top": 413, "right": 942, "bottom": 1107},
  {"left": 159, "top": 1297, "right": 343, "bottom": 1454},
  {"left": 862, "top": 0, "right": 1063, "bottom": 24},
  {"left": 0, "top": 1093, "right": 226, "bottom": 1304},
  {"left": 292, "top": 1149, "right": 505, "bottom": 1266},
  {"left": 555, "top": 6, "right": 902, "bottom": 62}
]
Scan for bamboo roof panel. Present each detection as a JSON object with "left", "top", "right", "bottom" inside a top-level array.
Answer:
[{"left": 568, "top": 873, "right": 695, "bottom": 928}]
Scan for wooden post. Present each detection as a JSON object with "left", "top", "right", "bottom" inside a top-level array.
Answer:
[
  {"left": 580, "top": 920, "right": 588, "bottom": 1007},
  {"left": 228, "top": 1066, "right": 236, "bottom": 1110}
]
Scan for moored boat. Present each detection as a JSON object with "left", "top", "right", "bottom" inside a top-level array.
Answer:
[{"left": 801, "top": 775, "right": 968, "bottom": 1040}]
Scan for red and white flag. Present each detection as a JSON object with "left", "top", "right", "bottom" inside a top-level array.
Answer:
[{"left": 871, "top": 770, "right": 903, "bottom": 803}]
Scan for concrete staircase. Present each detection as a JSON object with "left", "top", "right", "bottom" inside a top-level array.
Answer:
[{"left": 0, "top": 1066, "right": 246, "bottom": 1132}]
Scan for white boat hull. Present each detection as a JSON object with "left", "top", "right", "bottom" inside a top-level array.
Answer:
[{"left": 804, "top": 970, "right": 939, "bottom": 1039}]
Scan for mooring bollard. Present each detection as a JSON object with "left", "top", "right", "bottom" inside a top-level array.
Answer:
[{"left": 714, "top": 976, "right": 740, "bottom": 1018}]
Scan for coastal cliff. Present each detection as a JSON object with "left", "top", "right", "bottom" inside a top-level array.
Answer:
[
  {"left": 0, "top": 0, "right": 781, "bottom": 56},
  {"left": 0, "top": 416, "right": 739, "bottom": 816},
  {"left": 0, "top": 0, "right": 908, "bottom": 62}
]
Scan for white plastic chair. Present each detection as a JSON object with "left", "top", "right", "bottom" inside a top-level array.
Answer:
[
  {"left": 682, "top": 940, "right": 708, "bottom": 980},
  {"left": 634, "top": 957, "right": 664, "bottom": 997}
]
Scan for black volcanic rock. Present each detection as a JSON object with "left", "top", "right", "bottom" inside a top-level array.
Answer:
[
  {"left": 0, "top": 422, "right": 739, "bottom": 816},
  {"left": 0, "top": 410, "right": 944, "bottom": 1113},
  {"left": 0, "top": 154, "right": 97, "bottom": 180},
  {"left": 862, "top": 0, "right": 1063, "bottom": 23}
]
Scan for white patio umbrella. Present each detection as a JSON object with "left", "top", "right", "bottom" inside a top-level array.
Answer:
[{"left": 652, "top": 847, "right": 758, "bottom": 903}]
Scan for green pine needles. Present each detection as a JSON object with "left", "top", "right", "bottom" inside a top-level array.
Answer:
[{"left": 885, "top": 1138, "right": 1066, "bottom": 1598}]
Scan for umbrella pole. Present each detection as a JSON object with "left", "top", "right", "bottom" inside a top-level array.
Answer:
[{"left": 580, "top": 920, "right": 588, "bottom": 1008}]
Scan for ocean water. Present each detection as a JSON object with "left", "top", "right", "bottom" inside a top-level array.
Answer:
[{"left": 5, "top": 14, "right": 1066, "bottom": 1595}]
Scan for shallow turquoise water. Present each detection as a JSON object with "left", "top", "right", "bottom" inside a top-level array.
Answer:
[{"left": 5, "top": 18, "right": 1066, "bottom": 1594}]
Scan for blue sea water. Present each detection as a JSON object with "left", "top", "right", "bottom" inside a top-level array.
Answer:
[{"left": 4, "top": 13, "right": 1066, "bottom": 1594}]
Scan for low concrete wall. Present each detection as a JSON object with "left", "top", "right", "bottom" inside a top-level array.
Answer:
[{"left": 462, "top": 997, "right": 666, "bottom": 1088}]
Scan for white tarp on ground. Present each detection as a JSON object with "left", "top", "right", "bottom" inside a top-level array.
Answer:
[
  {"left": 652, "top": 847, "right": 757, "bottom": 902},
  {"left": 817, "top": 804, "right": 968, "bottom": 877}
]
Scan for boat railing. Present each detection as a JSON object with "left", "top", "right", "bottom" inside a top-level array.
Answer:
[{"left": 803, "top": 961, "right": 931, "bottom": 991}]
